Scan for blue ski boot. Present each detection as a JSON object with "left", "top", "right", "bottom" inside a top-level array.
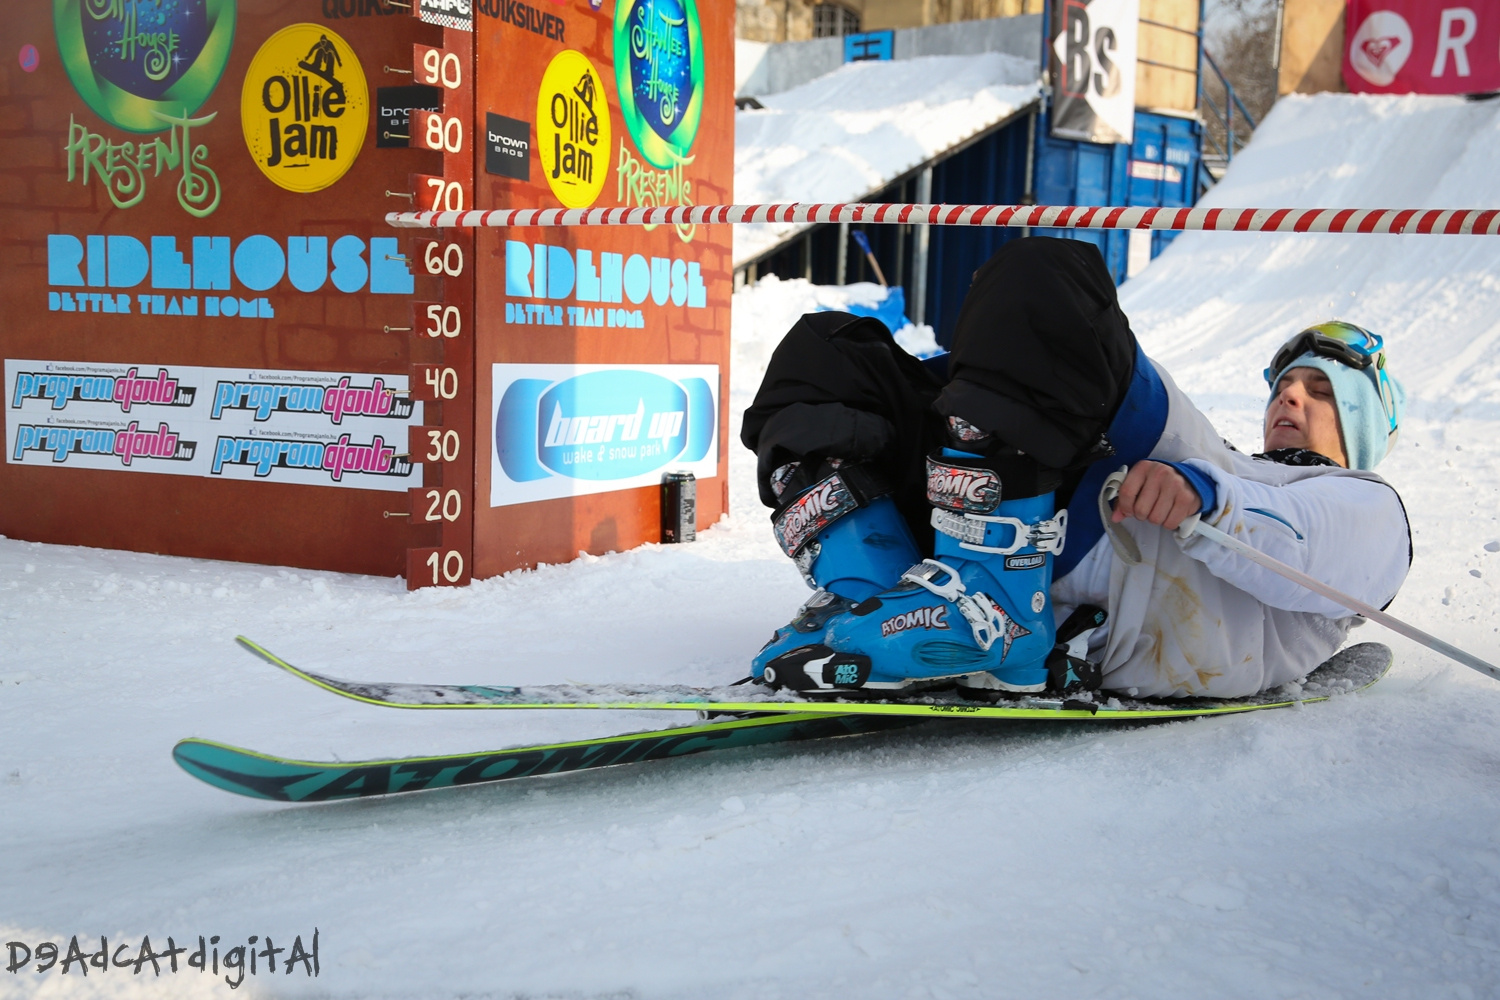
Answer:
[
  {"left": 762, "top": 443, "right": 1066, "bottom": 694},
  {"left": 751, "top": 460, "right": 921, "bottom": 682}
]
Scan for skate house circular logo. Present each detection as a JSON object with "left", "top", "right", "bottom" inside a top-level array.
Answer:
[
  {"left": 53, "top": 0, "right": 237, "bottom": 133},
  {"left": 241, "top": 24, "right": 368, "bottom": 193},
  {"left": 613, "top": 0, "right": 703, "bottom": 170},
  {"left": 536, "top": 50, "right": 611, "bottom": 208}
]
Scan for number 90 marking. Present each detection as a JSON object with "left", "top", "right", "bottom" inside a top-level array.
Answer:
[{"left": 421, "top": 49, "right": 462, "bottom": 90}]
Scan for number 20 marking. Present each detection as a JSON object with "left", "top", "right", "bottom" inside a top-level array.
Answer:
[{"left": 424, "top": 489, "right": 462, "bottom": 522}]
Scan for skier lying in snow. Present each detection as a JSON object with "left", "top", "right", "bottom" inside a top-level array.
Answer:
[{"left": 742, "top": 237, "right": 1410, "bottom": 699}]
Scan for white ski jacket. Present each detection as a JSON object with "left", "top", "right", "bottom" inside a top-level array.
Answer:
[{"left": 1051, "top": 361, "right": 1411, "bottom": 698}]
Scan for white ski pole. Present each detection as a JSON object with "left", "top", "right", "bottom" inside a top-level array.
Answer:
[{"left": 1178, "top": 513, "right": 1500, "bottom": 683}]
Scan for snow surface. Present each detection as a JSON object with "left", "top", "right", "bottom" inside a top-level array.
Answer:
[
  {"left": 734, "top": 53, "right": 1040, "bottom": 266},
  {"left": 7, "top": 92, "right": 1500, "bottom": 998}
]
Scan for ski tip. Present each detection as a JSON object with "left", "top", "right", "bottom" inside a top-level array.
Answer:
[{"left": 235, "top": 636, "right": 294, "bottom": 672}]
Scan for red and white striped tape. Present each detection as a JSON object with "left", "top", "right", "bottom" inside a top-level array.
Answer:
[{"left": 386, "top": 203, "right": 1500, "bottom": 235}]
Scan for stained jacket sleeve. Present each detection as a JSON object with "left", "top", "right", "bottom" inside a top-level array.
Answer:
[{"left": 1175, "top": 461, "right": 1411, "bottom": 618}]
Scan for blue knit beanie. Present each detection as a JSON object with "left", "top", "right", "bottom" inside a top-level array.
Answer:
[{"left": 1269, "top": 352, "right": 1405, "bottom": 470}]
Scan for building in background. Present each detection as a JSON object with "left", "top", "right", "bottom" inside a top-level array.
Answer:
[
  {"left": 735, "top": 1, "right": 1210, "bottom": 347},
  {"left": 737, "top": 0, "right": 1046, "bottom": 44}
]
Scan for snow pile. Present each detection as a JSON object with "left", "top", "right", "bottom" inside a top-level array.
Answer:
[
  {"left": 1125, "top": 92, "right": 1500, "bottom": 431},
  {"left": 5, "top": 93, "right": 1500, "bottom": 999},
  {"left": 734, "top": 53, "right": 1040, "bottom": 265},
  {"left": 732, "top": 275, "right": 940, "bottom": 389}
]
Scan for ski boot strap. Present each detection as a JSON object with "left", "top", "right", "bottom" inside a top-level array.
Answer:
[
  {"left": 770, "top": 461, "right": 893, "bottom": 558},
  {"left": 899, "top": 559, "right": 1008, "bottom": 652},
  {"left": 931, "top": 507, "right": 1068, "bottom": 556},
  {"left": 926, "top": 450, "right": 1062, "bottom": 514}
]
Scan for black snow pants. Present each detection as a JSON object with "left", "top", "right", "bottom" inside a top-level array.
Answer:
[{"left": 740, "top": 236, "right": 1140, "bottom": 552}]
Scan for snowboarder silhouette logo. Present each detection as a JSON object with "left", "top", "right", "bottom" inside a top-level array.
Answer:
[
  {"left": 298, "top": 35, "right": 345, "bottom": 99},
  {"left": 573, "top": 72, "right": 597, "bottom": 120}
]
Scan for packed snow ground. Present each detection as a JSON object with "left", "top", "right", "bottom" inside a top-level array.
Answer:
[{"left": 7, "top": 93, "right": 1500, "bottom": 998}]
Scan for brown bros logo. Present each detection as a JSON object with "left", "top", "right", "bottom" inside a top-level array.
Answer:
[{"left": 241, "top": 24, "right": 368, "bottom": 193}]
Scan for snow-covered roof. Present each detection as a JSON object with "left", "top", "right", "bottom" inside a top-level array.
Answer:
[{"left": 733, "top": 52, "right": 1042, "bottom": 268}]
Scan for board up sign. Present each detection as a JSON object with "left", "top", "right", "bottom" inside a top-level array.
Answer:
[{"left": 1050, "top": 0, "right": 1139, "bottom": 144}]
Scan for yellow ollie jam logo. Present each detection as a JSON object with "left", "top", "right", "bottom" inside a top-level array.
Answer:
[
  {"left": 537, "top": 50, "right": 611, "bottom": 209},
  {"left": 241, "top": 24, "right": 369, "bottom": 193}
]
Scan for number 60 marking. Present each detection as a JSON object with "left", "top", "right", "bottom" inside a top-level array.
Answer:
[{"left": 424, "top": 241, "right": 464, "bottom": 276}]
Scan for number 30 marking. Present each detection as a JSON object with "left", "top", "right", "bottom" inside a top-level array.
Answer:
[{"left": 426, "top": 429, "right": 460, "bottom": 462}]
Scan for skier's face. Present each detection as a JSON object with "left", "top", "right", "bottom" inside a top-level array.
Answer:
[{"left": 1264, "top": 368, "right": 1347, "bottom": 466}]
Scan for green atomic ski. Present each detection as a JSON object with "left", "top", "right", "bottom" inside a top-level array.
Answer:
[
  {"left": 173, "top": 713, "right": 917, "bottom": 802},
  {"left": 231, "top": 635, "right": 1393, "bottom": 722},
  {"left": 173, "top": 641, "right": 1392, "bottom": 802}
]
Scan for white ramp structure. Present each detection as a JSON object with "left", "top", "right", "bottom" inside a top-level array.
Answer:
[{"left": 1121, "top": 92, "right": 1500, "bottom": 436}]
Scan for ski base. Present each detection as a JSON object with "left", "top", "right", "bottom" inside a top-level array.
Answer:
[{"left": 174, "top": 713, "right": 914, "bottom": 803}]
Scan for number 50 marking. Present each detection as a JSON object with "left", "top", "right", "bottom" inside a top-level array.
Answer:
[{"left": 425, "top": 304, "right": 461, "bottom": 338}]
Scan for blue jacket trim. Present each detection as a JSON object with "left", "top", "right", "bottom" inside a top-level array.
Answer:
[
  {"left": 1160, "top": 461, "right": 1218, "bottom": 516},
  {"left": 1245, "top": 506, "right": 1304, "bottom": 540}
]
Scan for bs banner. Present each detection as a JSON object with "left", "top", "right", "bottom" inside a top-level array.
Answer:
[
  {"left": 1345, "top": 0, "right": 1500, "bottom": 93},
  {"left": 1049, "top": 0, "right": 1138, "bottom": 145},
  {"left": 491, "top": 365, "right": 718, "bottom": 508}
]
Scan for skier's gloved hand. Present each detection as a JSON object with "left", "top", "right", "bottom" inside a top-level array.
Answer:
[{"left": 1108, "top": 461, "right": 1210, "bottom": 532}]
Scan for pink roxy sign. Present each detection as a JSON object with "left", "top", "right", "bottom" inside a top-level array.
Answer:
[{"left": 1344, "top": 0, "right": 1500, "bottom": 94}]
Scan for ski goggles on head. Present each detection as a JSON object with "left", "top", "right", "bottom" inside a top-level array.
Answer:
[{"left": 1264, "top": 321, "right": 1399, "bottom": 433}]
